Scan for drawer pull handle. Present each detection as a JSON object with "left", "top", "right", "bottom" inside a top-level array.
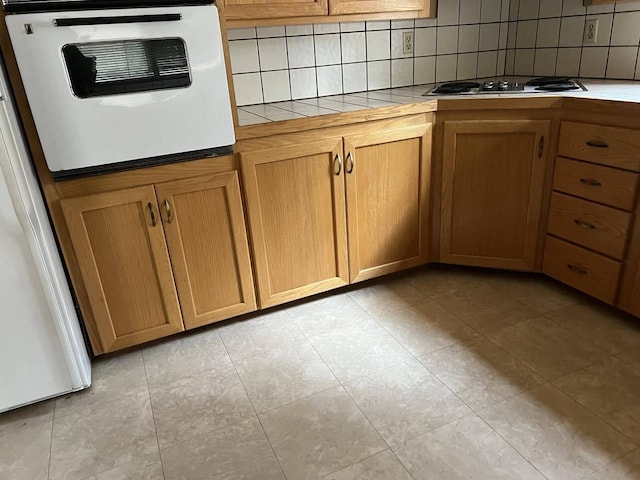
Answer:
[
  {"left": 567, "top": 264, "right": 588, "bottom": 275},
  {"left": 147, "top": 202, "right": 157, "bottom": 227},
  {"left": 334, "top": 153, "right": 343, "bottom": 176},
  {"left": 579, "top": 178, "right": 602, "bottom": 187},
  {"left": 586, "top": 140, "right": 609, "bottom": 148},
  {"left": 346, "top": 151, "right": 355, "bottom": 174},
  {"left": 574, "top": 219, "right": 596, "bottom": 230},
  {"left": 164, "top": 200, "right": 173, "bottom": 224}
]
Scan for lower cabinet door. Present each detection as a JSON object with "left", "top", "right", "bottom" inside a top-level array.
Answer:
[
  {"left": 155, "top": 172, "right": 257, "bottom": 329},
  {"left": 344, "top": 123, "right": 432, "bottom": 282},
  {"left": 440, "top": 119, "right": 551, "bottom": 270},
  {"left": 241, "top": 137, "right": 349, "bottom": 308},
  {"left": 61, "top": 185, "right": 183, "bottom": 353}
]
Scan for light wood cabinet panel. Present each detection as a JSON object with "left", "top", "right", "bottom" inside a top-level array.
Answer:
[
  {"left": 558, "top": 121, "right": 640, "bottom": 171},
  {"left": 155, "top": 173, "right": 257, "bottom": 330},
  {"left": 553, "top": 157, "right": 638, "bottom": 211},
  {"left": 344, "top": 124, "right": 431, "bottom": 282},
  {"left": 543, "top": 236, "right": 621, "bottom": 305},
  {"left": 547, "top": 192, "right": 631, "bottom": 260},
  {"left": 329, "top": 0, "right": 425, "bottom": 15},
  {"left": 222, "top": 0, "right": 328, "bottom": 19},
  {"left": 61, "top": 186, "right": 183, "bottom": 353},
  {"left": 241, "top": 137, "right": 349, "bottom": 308},
  {"left": 440, "top": 119, "right": 551, "bottom": 270}
]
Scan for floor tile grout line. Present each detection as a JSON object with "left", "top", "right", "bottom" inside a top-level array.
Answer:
[
  {"left": 141, "top": 349, "right": 167, "bottom": 480},
  {"left": 46, "top": 402, "right": 55, "bottom": 480},
  {"left": 475, "top": 411, "right": 552, "bottom": 480},
  {"left": 550, "top": 372, "right": 640, "bottom": 448},
  {"left": 217, "top": 329, "right": 289, "bottom": 480}
]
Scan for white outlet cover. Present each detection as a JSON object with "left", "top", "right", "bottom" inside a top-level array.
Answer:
[{"left": 584, "top": 19, "right": 598, "bottom": 44}]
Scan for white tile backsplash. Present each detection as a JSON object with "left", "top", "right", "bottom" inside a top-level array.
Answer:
[
  {"left": 229, "top": 40, "right": 260, "bottom": 74},
  {"left": 457, "top": 52, "right": 479, "bottom": 79},
  {"left": 229, "top": 0, "right": 640, "bottom": 106},
  {"left": 391, "top": 58, "right": 414, "bottom": 87},
  {"left": 261, "top": 70, "right": 291, "bottom": 102},
  {"left": 341, "top": 32, "right": 366, "bottom": 63},
  {"left": 367, "top": 60, "right": 391, "bottom": 89},
  {"left": 317, "top": 65, "right": 343, "bottom": 96},
  {"left": 287, "top": 36, "right": 315, "bottom": 68},
  {"left": 366, "top": 30, "right": 391, "bottom": 61},
  {"left": 607, "top": 47, "right": 639, "bottom": 79},
  {"left": 459, "top": 24, "right": 480, "bottom": 53},
  {"left": 258, "top": 38, "right": 288, "bottom": 71},
  {"left": 509, "top": 0, "right": 640, "bottom": 78},
  {"left": 343, "top": 62, "right": 368, "bottom": 93},
  {"left": 290, "top": 67, "right": 317, "bottom": 99},
  {"left": 315, "top": 34, "right": 342, "bottom": 66}
]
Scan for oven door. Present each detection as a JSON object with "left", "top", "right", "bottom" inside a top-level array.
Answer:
[{"left": 6, "top": 5, "right": 235, "bottom": 175}]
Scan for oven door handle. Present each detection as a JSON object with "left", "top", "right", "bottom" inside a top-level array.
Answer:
[{"left": 53, "top": 13, "right": 182, "bottom": 27}]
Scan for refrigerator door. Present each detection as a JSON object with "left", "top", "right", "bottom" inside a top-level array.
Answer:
[{"left": 0, "top": 66, "right": 90, "bottom": 413}]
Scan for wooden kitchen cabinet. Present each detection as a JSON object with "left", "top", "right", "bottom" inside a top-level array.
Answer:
[
  {"left": 241, "top": 137, "right": 350, "bottom": 308},
  {"left": 329, "top": 0, "right": 427, "bottom": 15},
  {"left": 61, "top": 169, "right": 256, "bottom": 353},
  {"left": 344, "top": 124, "right": 431, "bottom": 282},
  {"left": 440, "top": 119, "right": 551, "bottom": 270},
  {"left": 221, "top": 0, "right": 434, "bottom": 21},
  {"left": 221, "top": 0, "right": 328, "bottom": 20},
  {"left": 240, "top": 117, "right": 432, "bottom": 306},
  {"left": 155, "top": 172, "right": 256, "bottom": 330},
  {"left": 61, "top": 186, "right": 184, "bottom": 353}
]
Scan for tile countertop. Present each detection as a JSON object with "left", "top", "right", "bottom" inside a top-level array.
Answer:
[{"left": 236, "top": 79, "right": 640, "bottom": 127}]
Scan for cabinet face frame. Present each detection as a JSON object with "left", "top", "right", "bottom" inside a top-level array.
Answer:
[
  {"left": 329, "top": 0, "right": 425, "bottom": 15},
  {"left": 61, "top": 185, "right": 184, "bottom": 353},
  {"left": 221, "top": 0, "right": 328, "bottom": 19},
  {"left": 240, "top": 137, "right": 349, "bottom": 308},
  {"left": 155, "top": 172, "right": 257, "bottom": 330},
  {"left": 344, "top": 123, "right": 432, "bottom": 282},
  {"left": 440, "top": 119, "right": 551, "bottom": 271}
]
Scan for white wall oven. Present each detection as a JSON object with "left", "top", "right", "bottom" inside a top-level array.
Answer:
[{"left": 5, "top": 1, "right": 235, "bottom": 178}]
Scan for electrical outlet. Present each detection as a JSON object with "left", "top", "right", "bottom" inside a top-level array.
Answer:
[
  {"left": 403, "top": 31, "right": 414, "bottom": 55},
  {"left": 584, "top": 19, "right": 598, "bottom": 44}
]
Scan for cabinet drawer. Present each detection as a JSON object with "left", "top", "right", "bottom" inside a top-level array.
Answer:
[
  {"left": 553, "top": 157, "right": 638, "bottom": 211},
  {"left": 558, "top": 122, "right": 640, "bottom": 171},
  {"left": 543, "top": 236, "right": 621, "bottom": 304},
  {"left": 547, "top": 192, "right": 631, "bottom": 259}
]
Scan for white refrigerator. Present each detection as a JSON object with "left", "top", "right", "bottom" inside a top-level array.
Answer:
[{"left": 0, "top": 59, "right": 90, "bottom": 413}]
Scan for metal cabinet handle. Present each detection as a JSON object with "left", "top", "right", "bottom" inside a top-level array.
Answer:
[
  {"left": 164, "top": 200, "right": 173, "bottom": 224},
  {"left": 586, "top": 140, "right": 609, "bottom": 148},
  {"left": 574, "top": 219, "right": 596, "bottom": 230},
  {"left": 334, "top": 153, "right": 343, "bottom": 176},
  {"left": 567, "top": 264, "right": 588, "bottom": 275},
  {"left": 579, "top": 178, "right": 602, "bottom": 187},
  {"left": 147, "top": 202, "right": 156, "bottom": 227},
  {"left": 346, "top": 151, "right": 355, "bottom": 174}
]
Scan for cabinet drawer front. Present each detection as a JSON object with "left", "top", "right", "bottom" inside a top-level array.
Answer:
[
  {"left": 558, "top": 122, "right": 640, "bottom": 171},
  {"left": 543, "top": 236, "right": 621, "bottom": 304},
  {"left": 553, "top": 157, "right": 638, "bottom": 211},
  {"left": 547, "top": 192, "right": 631, "bottom": 259}
]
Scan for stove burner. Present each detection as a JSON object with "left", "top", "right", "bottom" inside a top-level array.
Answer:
[
  {"left": 497, "top": 80, "right": 510, "bottom": 90},
  {"left": 432, "top": 81, "right": 481, "bottom": 94},
  {"left": 483, "top": 80, "right": 495, "bottom": 90},
  {"left": 526, "top": 76, "right": 572, "bottom": 86},
  {"left": 534, "top": 82, "right": 581, "bottom": 92}
]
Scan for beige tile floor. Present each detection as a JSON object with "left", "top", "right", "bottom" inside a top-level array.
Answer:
[{"left": 3, "top": 265, "right": 640, "bottom": 480}]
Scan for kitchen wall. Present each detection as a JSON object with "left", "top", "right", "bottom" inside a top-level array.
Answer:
[
  {"left": 228, "top": 0, "right": 511, "bottom": 106},
  {"left": 506, "top": 0, "right": 640, "bottom": 79}
]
